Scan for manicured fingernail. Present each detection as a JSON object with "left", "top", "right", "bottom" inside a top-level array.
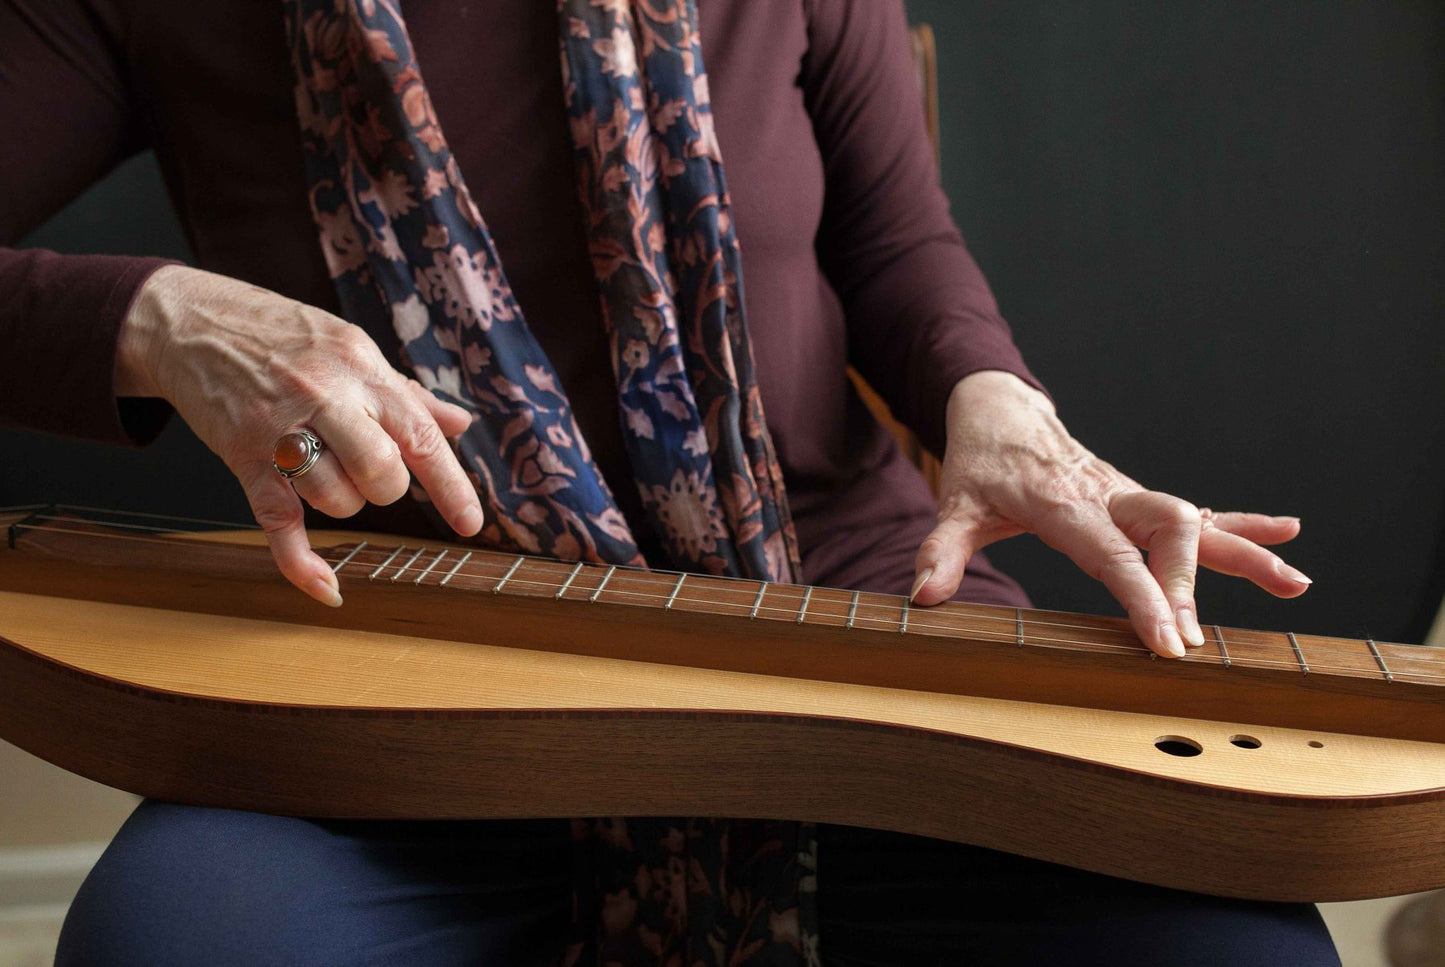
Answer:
[
  {"left": 909, "top": 567, "right": 934, "bottom": 602},
  {"left": 311, "top": 576, "right": 343, "bottom": 608},
  {"left": 1158, "top": 623, "right": 1186, "bottom": 658},
  {"left": 1177, "top": 609, "right": 1205, "bottom": 648},
  {"left": 1276, "top": 561, "right": 1313, "bottom": 585},
  {"left": 457, "top": 504, "right": 483, "bottom": 536}
]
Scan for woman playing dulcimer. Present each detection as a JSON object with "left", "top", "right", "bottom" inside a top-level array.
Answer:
[{"left": 0, "top": 0, "right": 1335, "bottom": 964}]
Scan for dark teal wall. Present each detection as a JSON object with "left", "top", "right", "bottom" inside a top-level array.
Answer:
[
  {"left": 902, "top": 1, "right": 1445, "bottom": 640},
  {"left": 4, "top": 3, "right": 1442, "bottom": 641}
]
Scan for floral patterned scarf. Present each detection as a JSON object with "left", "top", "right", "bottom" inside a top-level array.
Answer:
[{"left": 286, "top": 0, "right": 816, "bottom": 963}]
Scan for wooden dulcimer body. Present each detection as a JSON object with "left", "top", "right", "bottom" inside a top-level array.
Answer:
[{"left": 1, "top": 507, "right": 1443, "bottom": 903}]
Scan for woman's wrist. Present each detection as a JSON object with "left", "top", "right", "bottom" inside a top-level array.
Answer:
[
  {"left": 114, "top": 264, "right": 191, "bottom": 400},
  {"left": 945, "top": 369, "right": 1056, "bottom": 430}
]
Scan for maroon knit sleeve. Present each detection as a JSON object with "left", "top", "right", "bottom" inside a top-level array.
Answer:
[
  {"left": 801, "top": 0, "right": 1045, "bottom": 455},
  {"left": 0, "top": 0, "right": 174, "bottom": 444}
]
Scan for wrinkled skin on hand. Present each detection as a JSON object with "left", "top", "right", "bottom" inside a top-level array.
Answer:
[
  {"left": 910, "top": 370, "right": 1310, "bottom": 658},
  {"left": 117, "top": 265, "right": 483, "bottom": 606}
]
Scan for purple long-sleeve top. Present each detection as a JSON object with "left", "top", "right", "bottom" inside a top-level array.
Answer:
[{"left": 0, "top": 0, "right": 1037, "bottom": 603}]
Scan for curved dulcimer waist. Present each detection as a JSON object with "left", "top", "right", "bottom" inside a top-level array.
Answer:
[{"left": 1, "top": 505, "right": 1443, "bottom": 903}]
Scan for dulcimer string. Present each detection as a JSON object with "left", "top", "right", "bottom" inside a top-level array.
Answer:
[
  {"left": 0, "top": 510, "right": 1409, "bottom": 663},
  {"left": 3, "top": 509, "right": 1429, "bottom": 676},
  {"left": 5, "top": 507, "right": 1442, "bottom": 684}
]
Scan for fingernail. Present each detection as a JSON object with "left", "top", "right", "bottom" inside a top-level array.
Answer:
[
  {"left": 1158, "top": 623, "right": 1186, "bottom": 658},
  {"left": 909, "top": 567, "right": 934, "bottom": 603},
  {"left": 1275, "top": 560, "right": 1313, "bottom": 585},
  {"left": 311, "top": 576, "right": 343, "bottom": 608},
  {"left": 458, "top": 504, "right": 483, "bottom": 536},
  {"left": 1176, "top": 608, "right": 1205, "bottom": 648}
]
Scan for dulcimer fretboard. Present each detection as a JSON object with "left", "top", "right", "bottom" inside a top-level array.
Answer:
[{"left": 1, "top": 505, "right": 1440, "bottom": 743}]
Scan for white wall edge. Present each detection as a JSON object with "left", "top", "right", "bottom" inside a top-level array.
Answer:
[
  {"left": 0, "top": 902, "right": 71, "bottom": 924},
  {"left": 0, "top": 842, "right": 108, "bottom": 910}
]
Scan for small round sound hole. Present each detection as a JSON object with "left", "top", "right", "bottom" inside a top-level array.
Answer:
[
  {"left": 1154, "top": 736, "right": 1203, "bottom": 757},
  {"left": 1308, "top": 740, "right": 1324, "bottom": 749},
  {"left": 1230, "top": 735, "right": 1262, "bottom": 749}
]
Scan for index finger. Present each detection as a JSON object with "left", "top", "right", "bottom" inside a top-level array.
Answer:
[
  {"left": 239, "top": 462, "right": 343, "bottom": 607},
  {"left": 377, "top": 380, "right": 483, "bottom": 537},
  {"left": 1110, "top": 491, "right": 1206, "bottom": 648},
  {"left": 1035, "top": 506, "right": 1186, "bottom": 658}
]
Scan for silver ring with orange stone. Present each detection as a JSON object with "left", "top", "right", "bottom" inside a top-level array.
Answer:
[{"left": 272, "top": 429, "right": 326, "bottom": 480}]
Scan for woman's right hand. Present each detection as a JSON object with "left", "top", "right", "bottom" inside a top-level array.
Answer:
[{"left": 115, "top": 264, "right": 483, "bottom": 606}]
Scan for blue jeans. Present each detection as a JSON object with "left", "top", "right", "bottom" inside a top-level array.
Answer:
[{"left": 57, "top": 801, "right": 1340, "bottom": 966}]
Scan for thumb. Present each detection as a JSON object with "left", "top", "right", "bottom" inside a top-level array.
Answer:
[{"left": 911, "top": 516, "right": 983, "bottom": 606}]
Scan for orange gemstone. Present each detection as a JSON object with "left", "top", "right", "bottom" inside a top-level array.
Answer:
[{"left": 273, "top": 432, "right": 312, "bottom": 472}]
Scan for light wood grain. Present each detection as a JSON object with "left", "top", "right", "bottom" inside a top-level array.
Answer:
[
  {"left": 2, "top": 590, "right": 1444, "bottom": 902},
  {"left": 4, "top": 522, "right": 1441, "bottom": 745},
  {"left": 3, "top": 517, "right": 1445, "bottom": 903},
  {"left": 2, "top": 591, "right": 1440, "bottom": 799}
]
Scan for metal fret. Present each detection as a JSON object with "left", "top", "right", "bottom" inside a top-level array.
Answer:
[
  {"left": 1366, "top": 637, "right": 1394, "bottom": 683},
  {"left": 329, "top": 541, "right": 368, "bottom": 574},
  {"left": 439, "top": 551, "right": 472, "bottom": 587},
  {"left": 899, "top": 596, "right": 910, "bottom": 633},
  {"left": 665, "top": 573, "right": 687, "bottom": 610},
  {"left": 589, "top": 565, "right": 617, "bottom": 603},
  {"left": 367, "top": 545, "right": 405, "bottom": 581},
  {"left": 1015, "top": 608, "right": 1025, "bottom": 647},
  {"left": 750, "top": 583, "right": 768, "bottom": 619},
  {"left": 493, "top": 556, "right": 525, "bottom": 594},
  {"left": 5, "top": 507, "right": 50, "bottom": 549},
  {"left": 796, "top": 586, "right": 814, "bottom": 625},
  {"left": 845, "top": 591, "right": 860, "bottom": 630},
  {"left": 1212, "top": 625, "right": 1231, "bottom": 668},
  {"left": 556, "top": 561, "right": 585, "bottom": 599},
  {"left": 1287, "top": 633, "right": 1309, "bottom": 675},
  {"left": 413, "top": 549, "right": 448, "bottom": 585},
  {"left": 391, "top": 547, "right": 427, "bottom": 582}
]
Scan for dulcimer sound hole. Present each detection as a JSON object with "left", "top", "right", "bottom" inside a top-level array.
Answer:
[
  {"left": 1230, "top": 735, "right": 1263, "bottom": 749},
  {"left": 1154, "top": 736, "right": 1203, "bottom": 757}
]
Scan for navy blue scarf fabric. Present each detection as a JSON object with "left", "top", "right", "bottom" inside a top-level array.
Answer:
[{"left": 287, "top": 2, "right": 815, "bottom": 962}]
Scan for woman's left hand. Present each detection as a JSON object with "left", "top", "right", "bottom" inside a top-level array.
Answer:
[{"left": 910, "top": 370, "right": 1311, "bottom": 658}]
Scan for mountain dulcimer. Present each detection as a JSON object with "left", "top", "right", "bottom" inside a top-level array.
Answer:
[{"left": 1, "top": 506, "right": 1442, "bottom": 902}]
